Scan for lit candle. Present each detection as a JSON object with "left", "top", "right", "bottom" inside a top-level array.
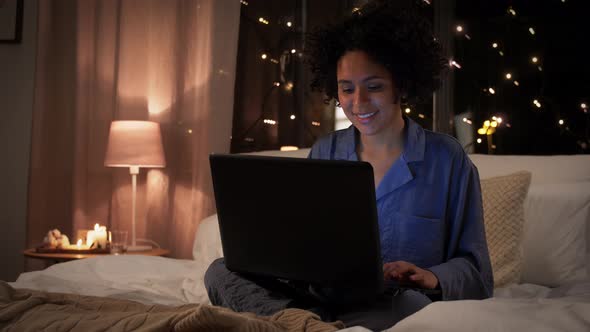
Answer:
[
  {"left": 74, "top": 238, "right": 89, "bottom": 250},
  {"left": 95, "top": 224, "right": 108, "bottom": 249},
  {"left": 86, "top": 223, "right": 107, "bottom": 248},
  {"left": 86, "top": 226, "right": 96, "bottom": 247},
  {"left": 65, "top": 238, "right": 89, "bottom": 250}
]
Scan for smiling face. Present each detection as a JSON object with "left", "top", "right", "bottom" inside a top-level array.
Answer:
[{"left": 336, "top": 50, "right": 403, "bottom": 140}]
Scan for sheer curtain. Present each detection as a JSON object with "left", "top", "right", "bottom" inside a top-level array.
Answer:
[{"left": 27, "top": 0, "right": 239, "bottom": 265}]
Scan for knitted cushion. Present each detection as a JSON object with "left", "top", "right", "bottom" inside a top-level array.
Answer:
[{"left": 480, "top": 171, "right": 532, "bottom": 288}]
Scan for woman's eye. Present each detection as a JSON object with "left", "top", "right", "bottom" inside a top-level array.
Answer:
[
  {"left": 368, "top": 84, "right": 383, "bottom": 91},
  {"left": 341, "top": 87, "right": 353, "bottom": 94}
]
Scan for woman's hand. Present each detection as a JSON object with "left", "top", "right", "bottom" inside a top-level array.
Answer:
[{"left": 383, "top": 261, "right": 439, "bottom": 289}]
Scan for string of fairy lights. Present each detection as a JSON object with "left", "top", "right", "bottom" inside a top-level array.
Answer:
[
  {"left": 237, "top": 0, "right": 307, "bottom": 142},
  {"left": 238, "top": 0, "right": 588, "bottom": 152},
  {"left": 449, "top": 0, "right": 588, "bottom": 152}
]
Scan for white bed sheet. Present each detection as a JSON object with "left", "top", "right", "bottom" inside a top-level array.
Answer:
[
  {"left": 385, "top": 281, "right": 590, "bottom": 332},
  {"left": 10, "top": 255, "right": 210, "bottom": 306},
  {"left": 11, "top": 256, "right": 590, "bottom": 332}
]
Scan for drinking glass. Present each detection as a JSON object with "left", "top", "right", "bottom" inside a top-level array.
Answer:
[{"left": 110, "top": 230, "right": 128, "bottom": 255}]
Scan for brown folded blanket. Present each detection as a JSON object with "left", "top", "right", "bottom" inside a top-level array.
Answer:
[{"left": 0, "top": 281, "right": 344, "bottom": 332}]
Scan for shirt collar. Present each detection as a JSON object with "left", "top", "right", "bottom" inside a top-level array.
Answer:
[
  {"left": 333, "top": 125, "right": 358, "bottom": 161},
  {"left": 336, "top": 115, "right": 426, "bottom": 163},
  {"left": 401, "top": 116, "right": 426, "bottom": 163}
]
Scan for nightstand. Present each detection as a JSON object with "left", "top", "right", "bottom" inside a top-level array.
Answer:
[{"left": 23, "top": 248, "right": 171, "bottom": 266}]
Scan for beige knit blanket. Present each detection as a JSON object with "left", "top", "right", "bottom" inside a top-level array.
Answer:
[{"left": 0, "top": 281, "right": 344, "bottom": 331}]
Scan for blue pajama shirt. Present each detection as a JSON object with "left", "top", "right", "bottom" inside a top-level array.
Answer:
[{"left": 308, "top": 116, "right": 494, "bottom": 300}]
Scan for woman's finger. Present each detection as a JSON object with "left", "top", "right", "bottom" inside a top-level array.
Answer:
[{"left": 409, "top": 272, "right": 423, "bottom": 281}]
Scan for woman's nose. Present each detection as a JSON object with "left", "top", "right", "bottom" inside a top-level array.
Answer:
[{"left": 353, "top": 88, "right": 369, "bottom": 107}]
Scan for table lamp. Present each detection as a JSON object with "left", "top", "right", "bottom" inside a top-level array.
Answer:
[{"left": 104, "top": 121, "right": 166, "bottom": 251}]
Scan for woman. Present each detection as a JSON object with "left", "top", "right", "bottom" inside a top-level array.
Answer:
[{"left": 206, "top": 1, "right": 493, "bottom": 329}]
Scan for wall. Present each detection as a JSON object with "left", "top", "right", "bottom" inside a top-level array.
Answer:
[{"left": 0, "top": 0, "right": 38, "bottom": 281}]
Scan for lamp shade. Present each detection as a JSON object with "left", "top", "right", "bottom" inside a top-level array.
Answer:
[{"left": 104, "top": 121, "right": 166, "bottom": 168}]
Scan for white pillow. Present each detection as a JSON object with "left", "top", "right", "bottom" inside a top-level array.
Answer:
[
  {"left": 469, "top": 154, "right": 590, "bottom": 185},
  {"left": 192, "top": 214, "right": 223, "bottom": 271},
  {"left": 521, "top": 182, "right": 590, "bottom": 286}
]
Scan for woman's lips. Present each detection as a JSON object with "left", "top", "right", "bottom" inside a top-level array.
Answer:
[{"left": 354, "top": 111, "right": 378, "bottom": 123}]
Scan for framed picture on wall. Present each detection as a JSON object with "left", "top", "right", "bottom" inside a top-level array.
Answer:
[{"left": 0, "top": 0, "right": 24, "bottom": 43}]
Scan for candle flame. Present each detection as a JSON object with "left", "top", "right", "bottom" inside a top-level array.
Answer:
[
  {"left": 94, "top": 223, "right": 100, "bottom": 231},
  {"left": 77, "top": 239, "right": 82, "bottom": 247}
]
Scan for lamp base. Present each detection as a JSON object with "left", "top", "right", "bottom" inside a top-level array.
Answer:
[{"left": 126, "top": 244, "right": 152, "bottom": 252}]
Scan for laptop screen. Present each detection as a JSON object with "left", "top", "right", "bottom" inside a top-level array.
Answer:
[{"left": 209, "top": 154, "right": 383, "bottom": 290}]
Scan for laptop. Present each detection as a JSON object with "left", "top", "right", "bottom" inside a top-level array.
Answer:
[
  {"left": 209, "top": 153, "right": 382, "bottom": 290},
  {"left": 209, "top": 153, "right": 439, "bottom": 301}
]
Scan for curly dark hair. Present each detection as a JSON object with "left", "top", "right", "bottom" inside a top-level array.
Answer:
[{"left": 305, "top": 0, "right": 448, "bottom": 105}]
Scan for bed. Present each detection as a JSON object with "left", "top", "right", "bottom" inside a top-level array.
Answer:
[{"left": 6, "top": 149, "right": 590, "bottom": 331}]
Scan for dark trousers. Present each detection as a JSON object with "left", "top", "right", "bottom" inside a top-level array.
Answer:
[{"left": 204, "top": 258, "right": 431, "bottom": 331}]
